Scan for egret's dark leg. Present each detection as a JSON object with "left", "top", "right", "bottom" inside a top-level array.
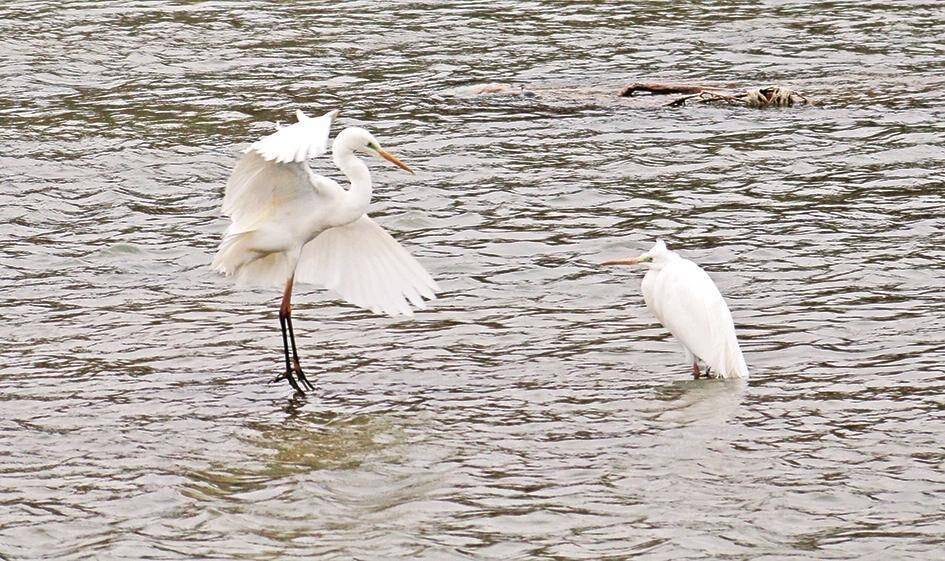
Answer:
[
  {"left": 275, "top": 277, "right": 304, "bottom": 394},
  {"left": 273, "top": 312, "right": 303, "bottom": 393},
  {"left": 280, "top": 276, "right": 315, "bottom": 392},
  {"left": 279, "top": 314, "right": 292, "bottom": 374},
  {"left": 692, "top": 361, "right": 702, "bottom": 379},
  {"left": 285, "top": 314, "right": 314, "bottom": 391}
]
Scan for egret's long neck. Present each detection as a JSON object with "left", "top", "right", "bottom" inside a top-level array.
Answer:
[{"left": 332, "top": 143, "right": 372, "bottom": 222}]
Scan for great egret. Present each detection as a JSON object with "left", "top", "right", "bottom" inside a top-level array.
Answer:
[
  {"left": 602, "top": 240, "right": 748, "bottom": 379},
  {"left": 212, "top": 109, "right": 439, "bottom": 393}
]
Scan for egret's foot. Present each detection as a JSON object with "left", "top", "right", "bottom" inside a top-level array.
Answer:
[
  {"left": 692, "top": 362, "right": 702, "bottom": 379},
  {"left": 271, "top": 369, "right": 304, "bottom": 394},
  {"left": 292, "top": 361, "right": 315, "bottom": 392}
]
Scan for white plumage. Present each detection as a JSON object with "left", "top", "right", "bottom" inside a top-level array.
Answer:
[
  {"left": 248, "top": 110, "right": 335, "bottom": 164},
  {"left": 296, "top": 215, "right": 437, "bottom": 317},
  {"left": 211, "top": 109, "right": 438, "bottom": 393},
  {"left": 603, "top": 240, "right": 748, "bottom": 379}
]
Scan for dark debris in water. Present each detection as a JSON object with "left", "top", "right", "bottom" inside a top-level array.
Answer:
[{"left": 462, "top": 81, "right": 812, "bottom": 109}]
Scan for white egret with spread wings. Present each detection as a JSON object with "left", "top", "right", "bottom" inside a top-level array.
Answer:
[
  {"left": 602, "top": 240, "right": 748, "bottom": 379},
  {"left": 212, "top": 110, "right": 438, "bottom": 394}
]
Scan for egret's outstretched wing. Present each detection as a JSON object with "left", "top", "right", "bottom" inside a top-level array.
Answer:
[
  {"left": 295, "top": 215, "right": 439, "bottom": 317},
  {"left": 647, "top": 261, "right": 748, "bottom": 378},
  {"left": 249, "top": 109, "right": 338, "bottom": 164},
  {"left": 221, "top": 109, "right": 340, "bottom": 234}
]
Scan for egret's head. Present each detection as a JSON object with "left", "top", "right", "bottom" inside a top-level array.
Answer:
[
  {"left": 336, "top": 127, "right": 414, "bottom": 173},
  {"left": 601, "top": 239, "right": 671, "bottom": 267}
]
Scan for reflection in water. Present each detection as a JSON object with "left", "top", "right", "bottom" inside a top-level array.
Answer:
[
  {"left": 184, "top": 409, "right": 401, "bottom": 500},
  {"left": 0, "top": 1, "right": 943, "bottom": 560},
  {"left": 245, "top": 411, "right": 399, "bottom": 472},
  {"left": 649, "top": 378, "right": 747, "bottom": 426}
]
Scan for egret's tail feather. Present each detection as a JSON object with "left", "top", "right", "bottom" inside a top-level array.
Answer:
[
  {"left": 704, "top": 344, "right": 749, "bottom": 379},
  {"left": 295, "top": 215, "right": 439, "bottom": 317},
  {"left": 234, "top": 252, "right": 292, "bottom": 288},
  {"left": 211, "top": 232, "right": 290, "bottom": 288},
  {"left": 211, "top": 232, "right": 252, "bottom": 274}
]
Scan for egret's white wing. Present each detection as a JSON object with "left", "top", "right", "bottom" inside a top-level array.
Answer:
[
  {"left": 221, "top": 110, "right": 341, "bottom": 235},
  {"left": 295, "top": 215, "right": 439, "bottom": 317},
  {"left": 646, "top": 260, "right": 748, "bottom": 378},
  {"left": 250, "top": 109, "right": 338, "bottom": 164},
  {"left": 221, "top": 151, "right": 322, "bottom": 235}
]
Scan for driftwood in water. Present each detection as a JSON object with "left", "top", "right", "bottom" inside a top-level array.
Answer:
[
  {"left": 464, "top": 82, "right": 536, "bottom": 97},
  {"left": 620, "top": 82, "right": 711, "bottom": 97},
  {"left": 621, "top": 82, "right": 810, "bottom": 108},
  {"left": 461, "top": 81, "right": 810, "bottom": 108},
  {"left": 743, "top": 86, "right": 810, "bottom": 107}
]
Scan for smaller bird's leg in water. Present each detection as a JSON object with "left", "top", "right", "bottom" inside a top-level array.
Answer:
[
  {"left": 692, "top": 361, "right": 702, "bottom": 379},
  {"left": 281, "top": 276, "right": 315, "bottom": 392}
]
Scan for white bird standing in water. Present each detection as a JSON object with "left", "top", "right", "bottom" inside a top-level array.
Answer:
[
  {"left": 212, "top": 109, "right": 439, "bottom": 394},
  {"left": 602, "top": 240, "right": 748, "bottom": 379}
]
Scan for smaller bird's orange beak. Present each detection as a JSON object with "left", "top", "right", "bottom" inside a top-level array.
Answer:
[
  {"left": 601, "top": 255, "right": 645, "bottom": 266},
  {"left": 377, "top": 148, "right": 414, "bottom": 174}
]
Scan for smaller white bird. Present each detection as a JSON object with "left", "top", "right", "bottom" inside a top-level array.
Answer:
[{"left": 602, "top": 240, "right": 748, "bottom": 379}]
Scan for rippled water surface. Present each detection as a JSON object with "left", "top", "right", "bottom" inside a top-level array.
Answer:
[{"left": 2, "top": 1, "right": 944, "bottom": 559}]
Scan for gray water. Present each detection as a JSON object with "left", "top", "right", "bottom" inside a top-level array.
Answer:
[{"left": 1, "top": 1, "right": 944, "bottom": 559}]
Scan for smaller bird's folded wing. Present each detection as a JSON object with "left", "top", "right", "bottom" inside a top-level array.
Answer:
[
  {"left": 649, "top": 262, "right": 748, "bottom": 378},
  {"left": 295, "top": 215, "right": 439, "bottom": 317},
  {"left": 249, "top": 109, "right": 338, "bottom": 164}
]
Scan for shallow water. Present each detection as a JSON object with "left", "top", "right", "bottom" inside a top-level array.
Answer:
[{"left": 1, "top": 1, "right": 944, "bottom": 559}]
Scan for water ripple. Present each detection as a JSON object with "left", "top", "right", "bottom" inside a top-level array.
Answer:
[{"left": 1, "top": 1, "right": 944, "bottom": 560}]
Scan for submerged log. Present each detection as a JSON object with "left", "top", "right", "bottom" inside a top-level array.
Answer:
[
  {"left": 463, "top": 82, "right": 537, "bottom": 97},
  {"left": 460, "top": 81, "right": 810, "bottom": 108},
  {"left": 744, "top": 86, "right": 810, "bottom": 107},
  {"left": 623, "top": 82, "right": 810, "bottom": 108},
  {"left": 619, "top": 82, "right": 711, "bottom": 97}
]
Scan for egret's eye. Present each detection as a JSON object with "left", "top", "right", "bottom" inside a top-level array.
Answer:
[{"left": 367, "top": 142, "right": 380, "bottom": 151}]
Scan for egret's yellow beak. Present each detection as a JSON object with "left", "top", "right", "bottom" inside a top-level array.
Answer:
[
  {"left": 377, "top": 148, "right": 414, "bottom": 174},
  {"left": 601, "top": 255, "right": 648, "bottom": 266}
]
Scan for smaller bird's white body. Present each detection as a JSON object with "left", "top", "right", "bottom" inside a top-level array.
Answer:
[{"left": 606, "top": 240, "right": 748, "bottom": 379}]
